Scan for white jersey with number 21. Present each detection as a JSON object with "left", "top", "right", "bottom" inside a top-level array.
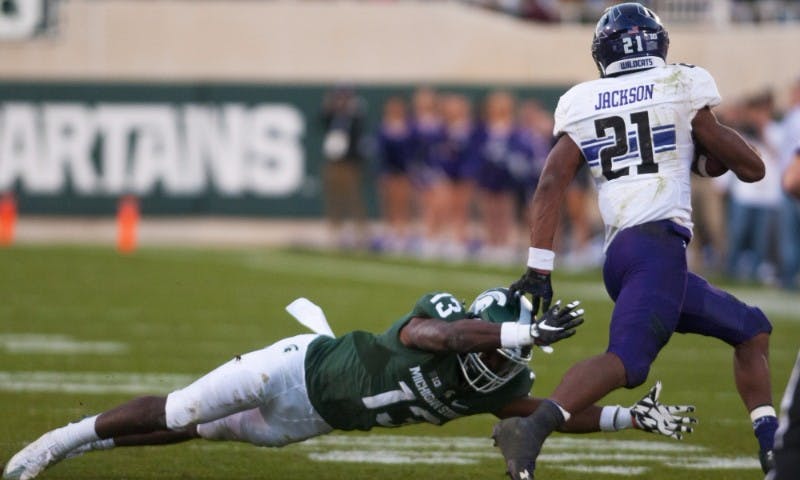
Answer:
[{"left": 553, "top": 64, "right": 721, "bottom": 249}]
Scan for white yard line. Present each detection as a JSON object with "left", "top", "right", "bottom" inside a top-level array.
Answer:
[
  {"left": 557, "top": 465, "right": 650, "bottom": 475},
  {"left": 295, "top": 434, "right": 758, "bottom": 473},
  {"left": 0, "top": 371, "right": 195, "bottom": 394},
  {"left": 0, "top": 334, "right": 128, "bottom": 355},
  {"left": 308, "top": 451, "right": 479, "bottom": 465}
]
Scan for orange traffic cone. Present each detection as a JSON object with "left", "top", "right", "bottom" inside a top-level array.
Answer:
[
  {"left": 0, "top": 193, "right": 17, "bottom": 247},
  {"left": 117, "top": 196, "right": 139, "bottom": 254}
]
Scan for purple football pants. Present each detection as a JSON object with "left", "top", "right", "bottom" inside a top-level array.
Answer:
[{"left": 603, "top": 220, "right": 772, "bottom": 387}]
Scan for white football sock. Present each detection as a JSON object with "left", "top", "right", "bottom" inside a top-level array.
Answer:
[
  {"left": 56, "top": 415, "right": 100, "bottom": 452},
  {"left": 600, "top": 405, "right": 633, "bottom": 431}
]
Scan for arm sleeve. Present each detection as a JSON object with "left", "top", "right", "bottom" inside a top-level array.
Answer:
[{"left": 552, "top": 92, "right": 572, "bottom": 138}]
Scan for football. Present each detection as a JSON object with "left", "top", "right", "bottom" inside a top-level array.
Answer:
[{"left": 691, "top": 140, "right": 729, "bottom": 177}]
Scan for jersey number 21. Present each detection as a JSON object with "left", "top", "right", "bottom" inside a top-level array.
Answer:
[{"left": 594, "top": 110, "right": 658, "bottom": 181}]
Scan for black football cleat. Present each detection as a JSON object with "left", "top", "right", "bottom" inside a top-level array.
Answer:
[
  {"left": 492, "top": 417, "right": 540, "bottom": 480},
  {"left": 759, "top": 449, "right": 775, "bottom": 474}
]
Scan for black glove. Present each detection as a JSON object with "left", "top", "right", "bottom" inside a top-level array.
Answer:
[
  {"left": 530, "top": 300, "right": 584, "bottom": 345},
  {"left": 510, "top": 267, "right": 553, "bottom": 315}
]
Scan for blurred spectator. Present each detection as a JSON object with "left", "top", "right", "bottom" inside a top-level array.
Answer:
[
  {"left": 467, "top": 0, "right": 560, "bottom": 21},
  {"left": 474, "top": 90, "right": 536, "bottom": 264},
  {"left": 426, "top": 93, "right": 480, "bottom": 260},
  {"left": 725, "top": 93, "right": 783, "bottom": 282},
  {"left": 516, "top": 99, "right": 551, "bottom": 182},
  {"left": 463, "top": 0, "right": 800, "bottom": 24},
  {"left": 779, "top": 79, "right": 800, "bottom": 289},
  {"left": 376, "top": 96, "right": 414, "bottom": 253},
  {"left": 784, "top": 143, "right": 800, "bottom": 198},
  {"left": 689, "top": 175, "right": 729, "bottom": 273},
  {"left": 320, "top": 85, "right": 368, "bottom": 249},
  {"left": 409, "top": 87, "right": 447, "bottom": 258},
  {"left": 518, "top": 99, "right": 601, "bottom": 269}
]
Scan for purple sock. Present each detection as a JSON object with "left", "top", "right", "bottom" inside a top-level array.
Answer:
[{"left": 753, "top": 415, "right": 778, "bottom": 452}]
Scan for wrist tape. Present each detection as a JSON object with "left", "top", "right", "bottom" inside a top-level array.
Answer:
[
  {"left": 500, "top": 322, "right": 533, "bottom": 348},
  {"left": 527, "top": 247, "right": 555, "bottom": 271}
]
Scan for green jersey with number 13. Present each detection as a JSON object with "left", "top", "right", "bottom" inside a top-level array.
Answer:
[{"left": 303, "top": 292, "right": 534, "bottom": 431}]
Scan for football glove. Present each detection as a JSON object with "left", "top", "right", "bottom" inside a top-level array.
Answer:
[
  {"left": 630, "top": 381, "right": 696, "bottom": 440},
  {"left": 510, "top": 268, "right": 553, "bottom": 315},
  {"left": 530, "top": 300, "right": 584, "bottom": 346}
]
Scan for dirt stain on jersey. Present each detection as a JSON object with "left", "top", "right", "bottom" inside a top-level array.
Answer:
[
  {"left": 655, "top": 69, "right": 688, "bottom": 95},
  {"left": 654, "top": 175, "right": 667, "bottom": 195}
]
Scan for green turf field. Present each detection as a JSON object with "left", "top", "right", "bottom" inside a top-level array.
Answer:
[{"left": 1, "top": 246, "right": 797, "bottom": 479}]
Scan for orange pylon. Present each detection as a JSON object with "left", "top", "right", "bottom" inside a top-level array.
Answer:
[
  {"left": 117, "top": 196, "right": 139, "bottom": 254},
  {"left": 0, "top": 193, "right": 17, "bottom": 247}
]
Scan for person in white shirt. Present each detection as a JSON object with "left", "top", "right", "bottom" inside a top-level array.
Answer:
[
  {"left": 726, "top": 94, "right": 783, "bottom": 281},
  {"left": 779, "top": 80, "right": 800, "bottom": 289}
]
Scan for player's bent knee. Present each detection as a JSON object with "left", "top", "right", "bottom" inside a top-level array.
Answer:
[
  {"left": 623, "top": 361, "right": 651, "bottom": 389},
  {"left": 165, "top": 390, "right": 197, "bottom": 430},
  {"left": 609, "top": 350, "right": 652, "bottom": 388},
  {"left": 735, "top": 308, "right": 773, "bottom": 348},
  {"left": 749, "top": 308, "right": 773, "bottom": 337},
  {"left": 608, "top": 346, "right": 658, "bottom": 388}
]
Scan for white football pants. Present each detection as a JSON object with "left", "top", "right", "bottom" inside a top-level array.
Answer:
[{"left": 165, "top": 334, "right": 333, "bottom": 447}]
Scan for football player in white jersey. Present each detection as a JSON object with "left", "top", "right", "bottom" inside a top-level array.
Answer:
[{"left": 495, "top": 3, "right": 778, "bottom": 479}]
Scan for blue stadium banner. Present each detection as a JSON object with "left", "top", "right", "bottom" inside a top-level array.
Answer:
[{"left": 0, "top": 82, "right": 564, "bottom": 216}]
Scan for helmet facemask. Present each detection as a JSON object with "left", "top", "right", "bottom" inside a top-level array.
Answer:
[{"left": 458, "top": 290, "right": 534, "bottom": 393}]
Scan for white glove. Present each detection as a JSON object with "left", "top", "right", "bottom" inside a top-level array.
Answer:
[{"left": 630, "top": 381, "right": 696, "bottom": 440}]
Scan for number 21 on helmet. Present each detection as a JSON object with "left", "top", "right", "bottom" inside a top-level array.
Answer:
[{"left": 591, "top": 2, "right": 670, "bottom": 77}]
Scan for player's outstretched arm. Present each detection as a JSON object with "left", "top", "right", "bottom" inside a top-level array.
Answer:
[
  {"left": 400, "top": 317, "right": 505, "bottom": 353},
  {"left": 493, "top": 382, "right": 696, "bottom": 439},
  {"left": 691, "top": 107, "right": 765, "bottom": 182},
  {"left": 511, "top": 134, "right": 583, "bottom": 314},
  {"left": 399, "top": 302, "right": 584, "bottom": 353}
]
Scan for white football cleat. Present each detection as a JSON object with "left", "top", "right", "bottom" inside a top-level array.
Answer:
[{"left": 3, "top": 431, "right": 69, "bottom": 480}]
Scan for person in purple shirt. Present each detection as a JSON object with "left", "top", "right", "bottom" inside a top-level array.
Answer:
[
  {"left": 473, "top": 91, "right": 536, "bottom": 263},
  {"left": 424, "top": 93, "right": 481, "bottom": 259},
  {"left": 408, "top": 87, "right": 448, "bottom": 258},
  {"left": 376, "top": 96, "right": 415, "bottom": 252}
]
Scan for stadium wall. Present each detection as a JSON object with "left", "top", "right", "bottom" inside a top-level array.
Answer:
[
  {"left": 0, "top": 1, "right": 797, "bottom": 95},
  {"left": 0, "top": 82, "right": 564, "bottom": 216},
  {"left": 1, "top": 0, "right": 798, "bottom": 216}
]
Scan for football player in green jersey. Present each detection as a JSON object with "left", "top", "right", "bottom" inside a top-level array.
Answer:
[{"left": 4, "top": 288, "right": 695, "bottom": 480}]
